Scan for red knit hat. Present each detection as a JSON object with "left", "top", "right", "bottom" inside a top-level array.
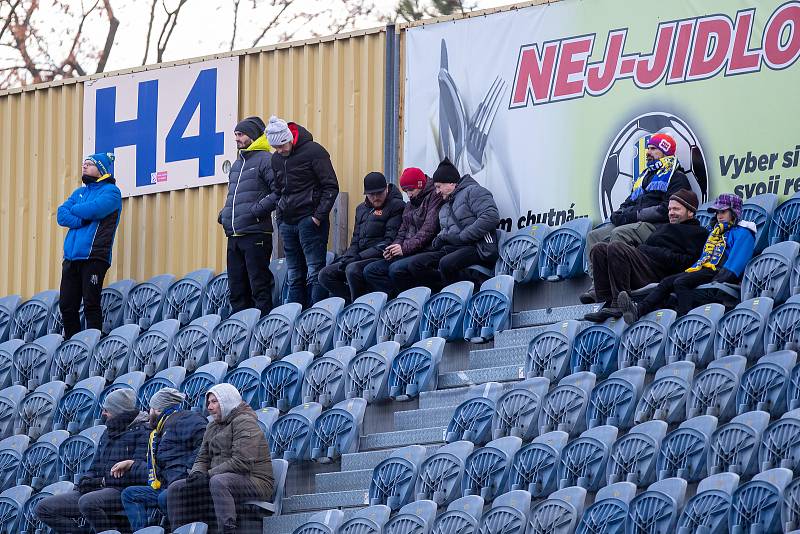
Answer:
[
  {"left": 399, "top": 167, "right": 427, "bottom": 190},
  {"left": 647, "top": 133, "right": 677, "bottom": 156}
]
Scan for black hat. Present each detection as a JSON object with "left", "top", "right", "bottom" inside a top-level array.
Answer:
[
  {"left": 234, "top": 116, "right": 265, "bottom": 141},
  {"left": 669, "top": 189, "right": 699, "bottom": 213},
  {"left": 432, "top": 157, "right": 461, "bottom": 184},
  {"left": 363, "top": 172, "right": 388, "bottom": 194}
]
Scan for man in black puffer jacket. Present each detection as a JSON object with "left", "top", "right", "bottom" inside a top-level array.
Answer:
[
  {"left": 218, "top": 116, "right": 278, "bottom": 315},
  {"left": 319, "top": 172, "right": 405, "bottom": 303}
]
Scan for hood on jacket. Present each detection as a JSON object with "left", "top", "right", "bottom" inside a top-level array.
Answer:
[
  {"left": 207, "top": 383, "right": 243, "bottom": 421},
  {"left": 452, "top": 175, "right": 479, "bottom": 196},
  {"left": 738, "top": 220, "right": 758, "bottom": 234},
  {"left": 287, "top": 122, "right": 313, "bottom": 149},
  {"left": 363, "top": 183, "right": 403, "bottom": 208},
  {"left": 243, "top": 134, "right": 272, "bottom": 153},
  {"left": 410, "top": 178, "right": 436, "bottom": 206}
]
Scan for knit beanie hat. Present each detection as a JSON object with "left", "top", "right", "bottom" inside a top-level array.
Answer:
[
  {"left": 234, "top": 116, "right": 266, "bottom": 141},
  {"left": 207, "top": 383, "right": 243, "bottom": 420},
  {"left": 266, "top": 115, "right": 293, "bottom": 146},
  {"left": 669, "top": 189, "right": 699, "bottom": 213},
  {"left": 709, "top": 193, "right": 743, "bottom": 219},
  {"left": 149, "top": 388, "right": 185, "bottom": 413},
  {"left": 399, "top": 167, "right": 427, "bottom": 190},
  {"left": 103, "top": 388, "right": 137, "bottom": 417},
  {"left": 86, "top": 152, "right": 115, "bottom": 179},
  {"left": 364, "top": 172, "right": 388, "bottom": 194},
  {"left": 432, "top": 158, "right": 461, "bottom": 184},
  {"left": 647, "top": 133, "right": 677, "bottom": 157}
]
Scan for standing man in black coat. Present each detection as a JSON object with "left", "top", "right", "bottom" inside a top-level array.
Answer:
[
  {"left": 318, "top": 172, "right": 405, "bottom": 303},
  {"left": 218, "top": 116, "right": 278, "bottom": 315}
]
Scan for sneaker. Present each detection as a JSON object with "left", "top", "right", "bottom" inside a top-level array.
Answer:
[
  {"left": 579, "top": 287, "right": 597, "bottom": 304},
  {"left": 583, "top": 307, "right": 624, "bottom": 323},
  {"left": 618, "top": 291, "right": 639, "bottom": 324}
]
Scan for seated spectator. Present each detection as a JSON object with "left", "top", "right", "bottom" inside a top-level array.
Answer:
[
  {"left": 119, "top": 388, "right": 207, "bottom": 531},
  {"left": 363, "top": 167, "right": 444, "bottom": 296},
  {"left": 618, "top": 193, "right": 756, "bottom": 323},
  {"left": 167, "top": 384, "right": 274, "bottom": 534},
  {"left": 399, "top": 158, "right": 500, "bottom": 290},
  {"left": 582, "top": 133, "right": 692, "bottom": 303},
  {"left": 318, "top": 172, "right": 405, "bottom": 302},
  {"left": 35, "top": 389, "right": 149, "bottom": 534},
  {"left": 583, "top": 190, "right": 708, "bottom": 322}
]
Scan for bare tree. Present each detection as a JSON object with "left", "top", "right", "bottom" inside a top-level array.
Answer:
[{"left": 393, "top": 0, "right": 475, "bottom": 22}]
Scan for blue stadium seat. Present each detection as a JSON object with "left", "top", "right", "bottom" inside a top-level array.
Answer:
[
  {"left": 16, "top": 429, "right": 69, "bottom": 490},
  {"left": 58, "top": 424, "right": 105, "bottom": 483},
  {"left": 202, "top": 272, "right": 231, "bottom": 319},
  {"left": 415, "top": 440, "right": 474, "bottom": 506},
  {"left": 270, "top": 402, "right": 322, "bottom": 462},
  {"left": 0, "top": 385, "right": 26, "bottom": 439},
  {"left": 370, "top": 444, "right": 428, "bottom": 510},
  {"left": 587, "top": 366, "right": 646, "bottom": 431},
  {"left": 345, "top": 341, "right": 401, "bottom": 403},
  {"left": 729, "top": 467, "right": 792, "bottom": 534},
  {"left": 607, "top": 420, "right": 667, "bottom": 487},
  {"left": 173, "top": 523, "right": 208, "bottom": 534},
  {"left": 50, "top": 329, "right": 101, "bottom": 388},
  {"left": 162, "top": 269, "right": 214, "bottom": 327},
  {"left": 333, "top": 292, "right": 387, "bottom": 351},
  {"left": 789, "top": 361, "right": 800, "bottom": 410},
  {"left": 123, "top": 274, "right": 175, "bottom": 330},
  {"left": 377, "top": 287, "right": 431, "bottom": 347},
  {"left": 388, "top": 337, "right": 446, "bottom": 401},
  {"left": 293, "top": 509, "right": 345, "bottom": 534},
  {"left": 12, "top": 334, "right": 62, "bottom": 390},
  {"left": 770, "top": 191, "right": 800, "bottom": 244},
  {"left": 430, "top": 495, "right": 484, "bottom": 534},
  {"left": 53, "top": 376, "right": 106, "bottom": 433},
  {"left": 496, "top": 224, "right": 551, "bottom": 283},
  {"left": 19, "top": 480, "right": 73, "bottom": 534},
  {"left": 93, "top": 371, "right": 146, "bottom": 424},
  {"left": 11, "top": 290, "right": 58, "bottom": 342},
  {"left": 208, "top": 308, "right": 261, "bottom": 367},
  {"left": 478, "top": 489, "right": 531, "bottom": 534},
  {"left": 47, "top": 305, "right": 63, "bottom": 337},
  {"left": 676, "top": 472, "right": 739, "bottom": 534},
  {"left": 270, "top": 257, "right": 288, "bottom": 309},
  {"left": 760, "top": 408, "right": 800, "bottom": 472},
  {"left": 243, "top": 457, "right": 288, "bottom": 516},
  {"left": 222, "top": 356, "right": 270, "bottom": 409},
  {"left": 461, "top": 436, "right": 522, "bottom": 501},
  {"left": 127, "top": 319, "right": 180, "bottom": 378},
  {"left": 302, "top": 347, "right": 356, "bottom": 408},
  {"left": 634, "top": 361, "right": 695, "bottom": 425},
  {"left": 576, "top": 481, "right": 637, "bottom": 534},
  {"left": 538, "top": 371, "right": 596, "bottom": 437},
  {"left": 491, "top": 377, "right": 549, "bottom": 441},
  {"left": 570, "top": 315, "right": 626, "bottom": 378},
  {"left": 339, "top": 504, "right": 392, "bottom": 534},
  {"left": 420, "top": 281, "right": 474, "bottom": 341},
  {"left": 0, "top": 295, "right": 21, "bottom": 343},
  {"left": 539, "top": 218, "right": 592, "bottom": 281},
  {"left": 262, "top": 351, "right": 314, "bottom": 412},
  {"left": 138, "top": 366, "right": 187, "bottom": 411},
  {"left": 0, "top": 339, "right": 23, "bottom": 389},
  {"left": 715, "top": 297, "right": 774, "bottom": 361},
  {"left": 782, "top": 476, "right": 800, "bottom": 533},
  {"left": 626, "top": 477, "right": 687, "bottom": 533},
  {"left": 526, "top": 320, "right": 581, "bottom": 383},
  {"left": 167, "top": 314, "right": 222, "bottom": 372},
  {"left": 310, "top": 397, "right": 367, "bottom": 463},
  {"left": 255, "top": 407, "right": 279, "bottom": 439},
  {"left": 558, "top": 425, "right": 618, "bottom": 491},
  {"left": 179, "top": 361, "right": 227, "bottom": 411},
  {"left": 657, "top": 415, "right": 717, "bottom": 483},
  {"left": 99, "top": 279, "right": 135, "bottom": 334},
  {"left": 446, "top": 382, "right": 503, "bottom": 445},
  {"left": 528, "top": 486, "right": 586, "bottom": 534},
  {"left": 665, "top": 303, "right": 727, "bottom": 367},
  {"left": 383, "top": 500, "right": 437, "bottom": 534},
  {"left": 0, "top": 484, "right": 32, "bottom": 533},
  {"left": 687, "top": 355, "right": 747, "bottom": 421},
  {"left": 292, "top": 297, "right": 344, "bottom": 356},
  {"left": 765, "top": 294, "right": 800, "bottom": 353},
  {"left": 15, "top": 380, "right": 66, "bottom": 440},
  {"left": 509, "top": 431, "right": 569, "bottom": 498},
  {"left": 463, "top": 275, "right": 514, "bottom": 343},
  {"left": 737, "top": 350, "right": 796, "bottom": 416},
  {"left": 618, "top": 309, "right": 677, "bottom": 372},
  {"left": 743, "top": 193, "right": 779, "bottom": 254},
  {"left": 741, "top": 241, "right": 799, "bottom": 303},
  {"left": 249, "top": 303, "right": 302, "bottom": 359},
  {"left": 0, "top": 436, "right": 30, "bottom": 491},
  {"left": 89, "top": 324, "right": 140, "bottom": 383},
  {"left": 708, "top": 410, "right": 770, "bottom": 476}
]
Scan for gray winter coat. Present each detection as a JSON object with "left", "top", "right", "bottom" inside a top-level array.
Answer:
[{"left": 437, "top": 175, "right": 500, "bottom": 245}]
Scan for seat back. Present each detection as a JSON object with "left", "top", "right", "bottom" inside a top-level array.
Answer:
[
  {"left": 292, "top": 297, "right": 345, "bottom": 356},
  {"left": 208, "top": 308, "right": 261, "bottom": 367},
  {"left": 570, "top": 315, "right": 626, "bottom": 378},
  {"left": 138, "top": 366, "right": 188, "bottom": 410},
  {"left": 742, "top": 193, "right": 778, "bottom": 253},
  {"left": 179, "top": 361, "right": 228, "bottom": 411},
  {"left": 729, "top": 467, "right": 792, "bottom": 533},
  {"left": 293, "top": 509, "right": 345, "bottom": 534},
  {"left": 714, "top": 297, "right": 774, "bottom": 360},
  {"left": 123, "top": 274, "right": 175, "bottom": 329},
  {"left": 50, "top": 329, "right": 101, "bottom": 388},
  {"left": 309, "top": 397, "right": 367, "bottom": 463},
  {"left": 420, "top": 281, "right": 474, "bottom": 341},
  {"left": 58, "top": 424, "right": 105, "bottom": 483},
  {"left": 430, "top": 495, "right": 483, "bottom": 534},
  {"left": 463, "top": 275, "right": 515, "bottom": 343},
  {"left": 47, "top": 305, "right": 63, "bottom": 336},
  {"left": 202, "top": 272, "right": 231, "bottom": 319},
  {"left": 538, "top": 371, "right": 596, "bottom": 437},
  {"left": 764, "top": 294, "right": 800, "bottom": 354},
  {"left": 618, "top": 309, "right": 677, "bottom": 372},
  {"left": 526, "top": 320, "right": 581, "bottom": 383},
  {"left": 333, "top": 292, "right": 387, "bottom": 351},
  {"left": 162, "top": 269, "right": 214, "bottom": 327},
  {"left": 255, "top": 407, "right": 280, "bottom": 438},
  {"left": 665, "top": 303, "right": 726, "bottom": 367},
  {"left": 0, "top": 296, "right": 21, "bottom": 344},
  {"left": 782, "top": 476, "right": 800, "bottom": 534},
  {"left": 657, "top": 415, "right": 717, "bottom": 483},
  {"left": 687, "top": 355, "right": 747, "bottom": 421},
  {"left": 587, "top": 366, "right": 646, "bottom": 431},
  {"left": 626, "top": 478, "right": 688, "bottom": 534},
  {"left": 491, "top": 377, "right": 549, "bottom": 441},
  {"left": 89, "top": 324, "right": 140, "bottom": 383},
  {"left": 128, "top": 319, "right": 180, "bottom": 378},
  {"left": 538, "top": 218, "right": 592, "bottom": 281},
  {"left": 174, "top": 523, "right": 208, "bottom": 534},
  {"left": 478, "top": 489, "right": 531, "bottom": 534},
  {"left": 0, "top": 339, "right": 23, "bottom": 390},
  {"left": 737, "top": 350, "right": 796, "bottom": 417},
  {"left": 262, "top": 351, "right": 314, "bottom": 412},
  {"left": 369, "top": 444, "right": 428, "bottom": 510},
  {"left": 508, "top": 431, "right": 569, "bottom": 498},
  {"left": 0, "top": 484, "right": 32, "bottom": 533},
  {"left": 383, "top": 500, "right": 437, "bottom": 534},
  {"left": 16, "top": 429, "right": 69, "bottom": 490},
  {"left": 15, "top": 381, "right": 67, "bottom": 440},
  {"left": 708, "top": 409, "right": 770, "bottom": 477},
  {"left": 168, "top": 314, "right": 222, "bottom": 372},
  {"left": 388, "top": 337, "right": 446, "bottom": 401},
  {"left": 345, "top": 341, "right": 401, "bottom": 403},
  {"left": 250, "top": 303, "right": 302, "bottom": 359},
  {"left": 461, "top": 436, "right": 522, "bottom": 501},
  {"left": 377, "top": 287, "right": 431, "bottom": 347},
  {"left": 528, "top": 486, "right": 587, "bottom": 534},
  {"left": 53, "top": 376, "right": 106, "bottom": 433},
  {"left": 11, "top": 290, "right": 58, "bottom": 342},
  {"left": 576, "top": 482, "right": 637, "bottom": 534},
  {"left": 302, "top": 347, "right": 356, "bottom": 408},
  {"left": 446, "top": 382, "right": 503, "bottom": 445},
  {"left": 607, "top": 420, "right": 667, "bottom": 487},
  {"left": 0, "top": 385, "right": 26, "bottom": 440},
  {"left": 558, "top": 425, "right": 618, "bottom": 492},
  {"left": 760, "top": 407, "right": 800, "bottom": 472},
  {"left": 676, "top": 473, "right": 739, "bottom": 534},
  {"left": 415, "top": 440, "right": 474, "bottom": 506},
  {"left": 768, "top": 191, "right": 800, "bottom": 245},
  {"left": 339, "top": 504, "right": 392, "bottom": 534},
  {"left": 741, "top": 241, "right": 798, "bottom": 303},
  {"left": 12, "top": 334, "right": 62, "bottom": 391},
  {"left": 269, "top": 402, "right": 322, "bottom": 462},
  {"left": 634, "top": 361, "right": 695, "bottom": 425},
  {"left": 496, "top": 224, "right": 551, "bottom": 283},
  {"left": 222, "top": 356, "right": 270, "bottom": 409},
  {"left": 99, "top": 280, "right": 136, "bottom": 334},
  {"left": 0, "top": 436, "right": 30, "bottom": 491}
]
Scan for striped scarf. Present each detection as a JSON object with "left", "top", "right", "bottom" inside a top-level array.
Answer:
[
  {"left": 630, "top": 155, "right": 677, "bottom": 201},
  {"left": 686, "top": 222, "right": 730, "bottom": 272},
  {"left": 147, "top": 405, "right": 180, "bottom": 489}
]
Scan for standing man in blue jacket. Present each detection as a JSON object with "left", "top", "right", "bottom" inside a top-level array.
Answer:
[{"left": 57, "top": 152, "right": 122, "bottom": 338}]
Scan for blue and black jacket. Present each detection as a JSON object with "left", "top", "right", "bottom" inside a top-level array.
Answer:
[{"left": 57, "top": 178, "right": 122, "bottom": 264}]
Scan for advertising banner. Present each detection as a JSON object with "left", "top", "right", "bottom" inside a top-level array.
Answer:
[
  {"left": 83, "top": 57, "right": 239, "bottom": 198},
  {"left": 403, "top": 0, "right": 800, "bottom": 231}
]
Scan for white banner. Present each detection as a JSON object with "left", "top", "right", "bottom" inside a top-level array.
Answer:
[{"left": 83, "top": 57, "right": 239, "bottom": 198}]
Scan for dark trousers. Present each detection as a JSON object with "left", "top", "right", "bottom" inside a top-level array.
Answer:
[
  {"left": 280, "top": 216, "right": 329, "bottom": 308},
  {"left": 59, "top": 259, "right": 109, "bottom": 339},
  {"left": 362, "top": 256, "right": 422, "bottom": 297},
  {"left": 168, "top": 473, "right": 261, "bottom": 533},
  {"left": 384, "top": 245, "right": 489, "bottom": 292},
  {"left": 35, "top": 488, "right": 127, "bottom": 534},
  {"left": 637, "top": 268, "right": 718, "bottom": 316},
  {"left": 591, "top": 242, "right": 662, "bottom": 305},
  {"left": 227, "top": 234, "right": 275, "bottom": 315},
  {"left": 318, "top": 258, "right": 376, "bottom": 303}
]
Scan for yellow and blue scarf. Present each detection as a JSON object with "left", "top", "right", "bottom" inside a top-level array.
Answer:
[
  {"left": 147, "top": 405, "right": 180, "bottom": 489},
  {"left": 630, "top": 154, "right": 677, "bottom": 201},
  {"left": 687, "top": 222, "right": 731, "bottom": 272}
]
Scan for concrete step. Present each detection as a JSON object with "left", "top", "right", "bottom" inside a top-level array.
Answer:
[
  {"left": 494, "top": 325, "right": 549, "bottom": 348},
  {"left": 262, "top": 510, "right": 317, "bottom": 534},
  {"left": 419, "top": 387, "right": 476, "bottom": 409},
  {"left": 340, "top": 444, "right": 440, "bottom": 472},
  {"left": 438, "top": 365, "right": 524, "bottom": 389},
  {"left": 468, "top": 344, "right": 527, "bottom": 370},
  {"left": 395, "top": 405, "right": 455, "bottom": 430},
  {"left": 360, "top": 426, "right": 446, "bottom": 451},
  {"left": 315, "top": 468, "right": 373, "bottom": 493},
  {"left": 282, "top": 489, "right": 369, "bottom": 514},
  {"left": 512, "top": 303, "right": 599, "bottom": 328}
]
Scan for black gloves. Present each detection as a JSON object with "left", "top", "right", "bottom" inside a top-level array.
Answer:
[
  {"left": 713, "top": 267, "right": 738, "bottom": 284},
  {"left": 610, "top": 210, "right": 625, "bottom": 227},
  {"left": 77, "top": 476, "right": 104, "bottom": 494}
]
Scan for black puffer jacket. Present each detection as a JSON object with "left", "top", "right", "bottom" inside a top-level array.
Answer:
[
  {"left": 437, "top": 175, "right": 500, "bottom": 245},
  {"left": 271, "top": 123, "right": 339, "bottom": 225},
  {"left": 85, "top": 410, "right": 150, "bottom": 488},
  {"left": 219, "top": 135, "right": 277, "bottom": 236},
  {"left": 637, "top": 218, "right": 709, "bottom": 273},
  {"left": 342, "top": 184, "right": 406, "bottom": 261},
  {"left": 611, "top": 167, "right": 691, "bottom": 226}
]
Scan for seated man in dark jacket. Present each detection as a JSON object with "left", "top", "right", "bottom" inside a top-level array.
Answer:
[
  {"left": 363, "top": 167, "right": 444, "bottom": 296},
  {"left": 35, "top": 389, "right": 149, "bottom": 534},
  {"left": 119, "top": 388, "right": 207, "bottom": 531},
  {"left": 318, "top": 172, "right": 405, "bottom": 303},
  {"left": 584, "top": 190, "right": 709, "bottom": 322},
  {"left": 167, "top": 384, "right": 274, "bottom": 534},
  {"left": 583, "top": 133, "right": 692, "bottom": 303}
]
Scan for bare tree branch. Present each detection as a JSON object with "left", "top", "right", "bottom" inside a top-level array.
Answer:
[
  {"left": 0, "top": 0, "right": 23, "bottom": 43},
  {"left": 229, "top": 0, "right": 240, "bottom": 50},
  {"left": 155, "top": 0, "right": 190, "bottom": 63},
  {"left": 141, "top": 0, "right": 157, "bottom": 64},
  {"left": 251, "top": 0, "right": 293, "bottom": 48}
]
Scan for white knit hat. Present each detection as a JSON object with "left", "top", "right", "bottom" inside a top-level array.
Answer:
[{"left": 266, "top": 115, "right": 293, "bottom": 146}]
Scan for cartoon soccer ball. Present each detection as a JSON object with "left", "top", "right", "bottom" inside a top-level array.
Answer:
[{"left": 598, "top": 112, "right": 708, "bottom": 220}]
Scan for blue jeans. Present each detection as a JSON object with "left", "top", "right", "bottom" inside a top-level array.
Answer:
[
  {"left": 120, "top": 485, "right": 169, "bottom": 531},
  {"left": 280, "top": 215, "right": 329, "bottom": 307},
  {"left": 363, "top": 256, "right": 422, "bottom": 297}
]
